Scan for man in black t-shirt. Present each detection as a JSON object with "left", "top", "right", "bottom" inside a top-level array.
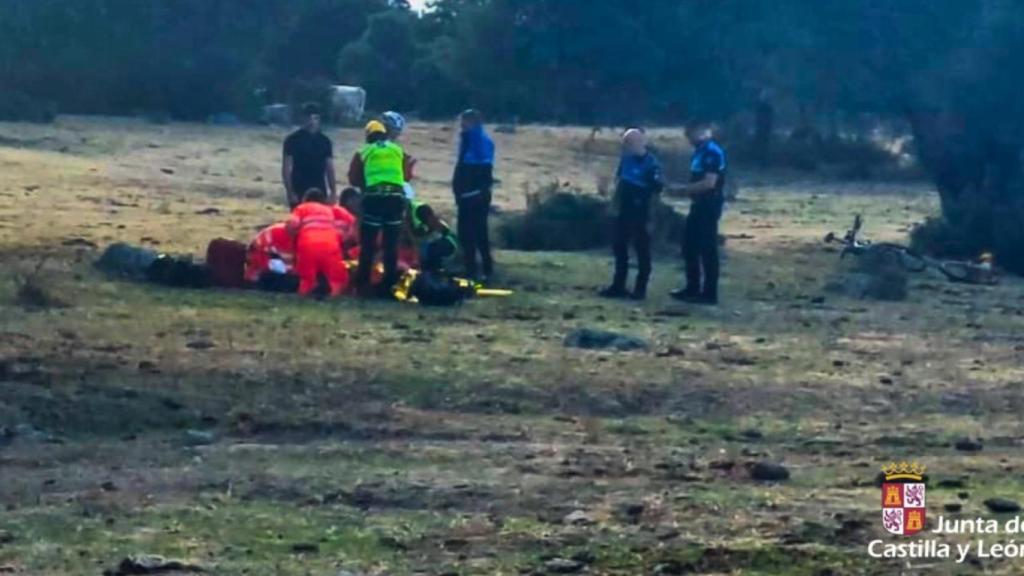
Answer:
[{"left": 282, "top": 103, "right": 336, "bottom": 209}]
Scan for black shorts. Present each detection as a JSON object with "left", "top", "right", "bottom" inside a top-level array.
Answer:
[{"left": 362, "top": 189, "right": 406, "bottom": 227}]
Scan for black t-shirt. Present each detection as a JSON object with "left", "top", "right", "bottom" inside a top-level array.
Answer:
[{"left": 284, "top": 129, "right": 333, "bottom": 197}]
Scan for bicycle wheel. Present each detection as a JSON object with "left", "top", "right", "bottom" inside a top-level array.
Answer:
[{"left": 938, "top": 261, "right": 972, "bottom": 283}]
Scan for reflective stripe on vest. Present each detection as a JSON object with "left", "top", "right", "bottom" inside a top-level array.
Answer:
[
  {"left": 360, "top": 141, "right": 405, "bottom": 189},
  {"left": 297, "top": 215, "right": 336, "bottom": 232}
]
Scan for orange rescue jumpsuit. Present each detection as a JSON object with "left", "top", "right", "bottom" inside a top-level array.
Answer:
[
  {"left": 245, "top": 223, "right": 296, "bottom": 283},
  {"left": 287, "top": 203, "right": 349, "bottom": 296}
]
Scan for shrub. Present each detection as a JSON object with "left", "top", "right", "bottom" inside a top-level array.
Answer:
[
  {"left": 497, "top": 181, "right": 686, "bottom": 252},
  {"left": 499, "top": 183, "right": 611, "bottom": 251}
]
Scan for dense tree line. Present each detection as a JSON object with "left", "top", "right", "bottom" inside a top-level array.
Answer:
[
  {"left": 2, "top": 0, "right": 1022, "bottom": 267},
  {"left": 0, "top": 0, "right": 1011, "bottom": 124}
]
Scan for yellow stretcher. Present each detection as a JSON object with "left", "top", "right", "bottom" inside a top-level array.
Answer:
[{"left": 393, "top": 269, "right": 513, "bottom": 303}]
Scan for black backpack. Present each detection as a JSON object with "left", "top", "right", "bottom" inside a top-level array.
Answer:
[
  {"left": 145, "top": 255, "right": 211, "bottom": 289},
  {"left": 411, "top": 271, "right": 475, "bottom": 306}
]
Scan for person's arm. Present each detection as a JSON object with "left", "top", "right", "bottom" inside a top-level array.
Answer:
[
  {"left": 282, "top": 152, "right": 296, "bottom": 206},
  {"left": 348, "top": 153, "right": 365, "bottom": 189},
  {"left": 665, "top": 174, "right": 719, "bottom": 197},
  {"left": 667, "top": 149, "right": 723, "bottom": 197},
  {"left": 404, "top": 155, "right": 417, "bottom": 182},
  {"left": 421, "top": 206, "right": 450, "bottom": 236},
  {"left": 285, "top": 208, "right": 302, "bottom": 238},
  {"left": 326, "top": 158, "right": 337, "bottom": 204},
  {"left": 324, "top": 139, "right": 336, "bottom": 202}
]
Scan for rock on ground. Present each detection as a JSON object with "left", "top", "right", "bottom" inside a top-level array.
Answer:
[
  {"left": 564, "top": 328, "right": 649, "bottom": 352},
  {"left": 749, "top": 461, "right": 791, "bottom": 482},
  {"left": 984, "top": 498, "right": 1021, "bottom": 513}
]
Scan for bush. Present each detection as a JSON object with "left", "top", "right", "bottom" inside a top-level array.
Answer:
[
  {"left": 499, "top": 184, "right": 611, "bottom": 251},
  {"left": 0, "top": 91, "right": 56, "bottom": 123},
  {"left": 497, "top": 182, "right": 686, "bottom": 252}
]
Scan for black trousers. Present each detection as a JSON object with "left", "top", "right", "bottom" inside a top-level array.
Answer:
[
  {"left": 612, "top": 203, "right": 651, "bottom": 292},
  {"left": 357, "top": 193, "right": 406, "bottom": 291},
  {"left": 457, "top": 190, "right": 493, "bottom": 277},
  {"left": 683, "top": 201, "right": 722, "bottom": 298}
]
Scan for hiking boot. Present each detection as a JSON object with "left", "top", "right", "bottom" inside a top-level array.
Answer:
[
  {"left": 599, "top": 285, "right": 629, "bottom": 299},
  {"left": 631, "top": 277, "right": 648, "bottom": 301},
  {"left": 669, "top": 288, "right": 701, "bottom": 302},
  {"left": 693, "top": 293, "right": 719, "bottom": 306}
]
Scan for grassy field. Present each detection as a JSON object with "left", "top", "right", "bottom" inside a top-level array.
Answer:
[{"left": 2, "top": 117, "right": 1024, "bottom": 575}]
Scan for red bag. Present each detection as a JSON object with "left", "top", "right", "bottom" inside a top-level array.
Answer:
[{"left": 205, "top": 238, "right": 247, "bottom": 289}]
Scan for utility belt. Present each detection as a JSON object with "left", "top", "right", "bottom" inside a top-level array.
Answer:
[
  {"left": 362, "top": 193, "right": 407, "bottom": 227},
  {"left": 365, "top": 183, "right": 405, "bottom": 196}
]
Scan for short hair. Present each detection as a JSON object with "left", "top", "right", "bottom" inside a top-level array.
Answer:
[
  {"left": 686, "top": 120, "right": 712, "bottom": 135},
  {"left": 460, "top": 108, "right": 483, "bottom": 124},
  {"left": 414, "top": 202, "right": 435, "bottom": 221},
  {"left": 303, "top": 187, "right": 327, "bottom": 203},
  {"left": 340, "top": 187, "right": 361, "bottom": 205},
  {"left": 301, "top": 102, "right": 322, "bottom": 117}
]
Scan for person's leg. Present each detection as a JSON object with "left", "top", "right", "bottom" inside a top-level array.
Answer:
[
  {"left": 356, "top": 222, "right": 378, "bottom": 291},
  {"left": 478, "top": 191, "right": 494, "bottom": 277},
  {"left": 295, "top": 245, "right": 318, "bottom": 296},
  {"left": 381, "top": 223, "right": 401, "bottom": 291},
  {"left": 680, "top": 208, "right": 703, "bottom": 296},
  {"left": 457, "top": 200, "right": 479, "bottom": 278},
  {"left": 379, "top": 194, "right": 406, "bottom": 291},
  {"left": 700, "top": 207, "right": 722, "bottom": 303},
  {"left": 633, "top": 213, "right": 652, "bottom": 299},
  {"left": 323, "top": 249, "right": 348, "bottom": 297},
  {"left": 603, "top": 210, "right": 630, "bottom": 296}
]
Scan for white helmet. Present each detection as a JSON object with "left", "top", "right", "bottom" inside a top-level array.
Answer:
[{"left": 381, "top": 111, "right": 406, "bottom": 135}]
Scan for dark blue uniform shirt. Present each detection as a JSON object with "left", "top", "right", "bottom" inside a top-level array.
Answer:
[
  {"left": 689, "top": 139, "right": 727, "bottom": 207},
  {"left": 616, "top": 151, "right": 663, "bottom": 213}
]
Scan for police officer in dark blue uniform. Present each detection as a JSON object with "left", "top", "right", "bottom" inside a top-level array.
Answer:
[
  {"left": 600, "top": 128, "right": 664, "bottom": 300},
  {"left": 669, "top": 122, "right": 727, "bottom": 305}
]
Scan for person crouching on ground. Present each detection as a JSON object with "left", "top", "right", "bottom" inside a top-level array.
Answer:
[
  {"left": 406, "top": 199, "right": 458, "bottom": 273},
  {"left": 245, "top": 222, "right": 297, "bottom": 292},
  {"left": 453, "top": 109, "right": 496, "bottom": 282},
  {"left": 667, "top": 121, "right": 728, "bottom": 305},
  {"left": 287, "top": 188, "right": 349, "bottom": 297},
  {"left": 353, "top": 120, "right": 408, "bottom": 296},
  {"left": 600, "top": 128, "right": 663, "bottom": 301}
]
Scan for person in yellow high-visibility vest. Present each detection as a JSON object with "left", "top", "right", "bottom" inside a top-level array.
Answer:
[{"left": 355, "top": 120, "right": 407, "bottom": 295}]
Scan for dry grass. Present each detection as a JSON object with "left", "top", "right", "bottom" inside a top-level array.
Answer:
[{"left": 0, "top": 117, "right": 1022, "bottom": 575}]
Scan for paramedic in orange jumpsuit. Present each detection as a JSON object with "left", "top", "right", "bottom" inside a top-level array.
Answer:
[
  {"left": 245, "top": 223, "right": 296, "bottom": 283},
  {"left": 286, "top": 188, "right": 349, "bottom": 297}
]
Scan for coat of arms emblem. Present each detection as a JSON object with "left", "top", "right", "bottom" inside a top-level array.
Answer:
[{"left": 881, "top": 461, "right": 926, "bottom": 536}]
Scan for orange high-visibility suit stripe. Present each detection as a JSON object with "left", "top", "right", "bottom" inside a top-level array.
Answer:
[
  {"left": 245, "top": 223, "right": 296, "bottom": 283},
  {"left": 287, "top": 203, "right": 349, "bottom": 296}
]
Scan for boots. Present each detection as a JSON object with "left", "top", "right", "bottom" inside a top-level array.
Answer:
[{"left": 630, "top": 275, "right": 649, "bottom": 300}]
